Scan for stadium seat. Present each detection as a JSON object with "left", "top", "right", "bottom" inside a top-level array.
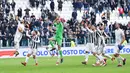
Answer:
[{"left": 7, "top": 0, "right": 130, "bottom": 24}]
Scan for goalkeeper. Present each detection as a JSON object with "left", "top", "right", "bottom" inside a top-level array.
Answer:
[{"left": 47, "top": 16, "right": 64, "bottom": 65}]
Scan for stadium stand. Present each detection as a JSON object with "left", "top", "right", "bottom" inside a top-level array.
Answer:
[{"left": 0, "top": 0, "right": 130, "bottom": 48}]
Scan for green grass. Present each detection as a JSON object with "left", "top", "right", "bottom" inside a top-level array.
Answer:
[{"left": 0, "top": 55, "right": 129, "bottom": 73}]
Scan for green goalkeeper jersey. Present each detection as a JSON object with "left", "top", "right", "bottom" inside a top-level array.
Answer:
[{"left": 54, "top": 22, "right": 64, "bottom": 39}]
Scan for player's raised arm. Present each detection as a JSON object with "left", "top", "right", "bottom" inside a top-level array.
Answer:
[
  {"left": 26, "top": 30, "right": 31, "bottom": 38},
  {"left": 103, "top": 31, "right": 110, "bottom": 39},
  {"left": 18, "top": 20, "right": 25, "bottom": 33},
  {"left": 53, "top": 15, "right": 60, "bottom": 24},
  {"left": 48, "top": 25, "right": 55, "bottom": 33}
]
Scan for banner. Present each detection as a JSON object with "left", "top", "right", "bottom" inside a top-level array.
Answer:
[{"left": 0, "top": 45, "right": 130, "bottom": 58}]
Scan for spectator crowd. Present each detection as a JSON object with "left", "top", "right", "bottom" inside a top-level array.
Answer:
[{"left": 0, "top": 0, "right": 130, "bottom": 47}]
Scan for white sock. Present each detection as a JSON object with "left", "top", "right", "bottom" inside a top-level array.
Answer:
[
  {"left": 117, "top": 57, "right": 121, "bottom": 65},
  {"left": 25, "top": 56, "right": 29, "bottom": 63},
  {"left": 96, "top": 58, "right": 100, "bottom": 64},
  {"left": 103, "top": 54, "right": 112, "bottom": 59},
  {"left": 95, "top": 54, "right": 101, "bottom": 61},
  {"left": 99, "top": 55, "right": 106, "bottom": 64},
  {"left": 94, "top": 54, "right": 104, "bottom": 65},
  {"left": 99, "top": 55, "right": 104, "bottom": 61},
  {"left": 57, "top": 58, "right": 60, "bottom": 63},
  {"left": 34, "top": 58, "right": 38, "bottom": 63},
  {"left": 57, "top": 50, "right": 60, "bottom": 63},
  {"left": 119, "top": 56, "right": 124, "bottom": 60},
  {"left": 58, "top": 51, "right": 60, "bottom": 58},
  {"left": 85, "top": 53, "right": 89, "bottom": 62}
]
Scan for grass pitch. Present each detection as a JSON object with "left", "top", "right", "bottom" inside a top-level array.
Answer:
[{"left": 0, "top": 55, "right": 129, "bottom": 73}]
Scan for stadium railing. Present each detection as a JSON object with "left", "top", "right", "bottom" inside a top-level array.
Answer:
[{"left": 0, "top": 36, "right": 130, "bottom": 48}]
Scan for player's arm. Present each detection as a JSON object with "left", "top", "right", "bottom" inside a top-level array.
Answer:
[
  {"left": 37, "top": 31, "right": 40, "bottom": 36},
  {"left": 97, "top": 27, "right": 100, "bottom": 32},
  {"left": 26, "top": 30, "right": 31, "bottom": 38},
  {"left": 53, "top": 16, "right": 60, "bottom": 24},
  {"left": 18, "top": 26, "right": 23, "bottom": 33},
  {"left": 48, "top": 26, "right": 55, "bottom": 33},
  {"left": 86, "top": 27, "right": 93, "bottom": 33},
  {"left": 96, "top": 27, "right": 102, "bottom": 35},
  {"left": 103, "top": 31, "right": 110, "bottom": 39},
  {"left": 120, "top": 30, "right": 126, "bottom": 45}
]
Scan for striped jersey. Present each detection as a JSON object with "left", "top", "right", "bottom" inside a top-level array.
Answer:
[
  {"left": 30, "top": 35, "right": 40, "bottom": 49},
  {"left": 86, "top": 27, "right": 106, "bottom": 46},
  {"left": 96, "top": 28, "right": 106, "bottom": 46},
  {"left": 86, "top": 28, "right": 97, "bottom": 44}
]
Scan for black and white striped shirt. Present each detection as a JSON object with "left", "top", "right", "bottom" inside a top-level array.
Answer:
[
  {"left": 96, "top": 28, "right": 106, "bottom": 46},
  {"left": 26, "top": 31, "right": 40, "bottom": 49},
  {"left": 86, "top": 28, "right": 97, "bottom": 44},
  {"left": 30, "top": 35, "right": 40, "bottom": 49}
]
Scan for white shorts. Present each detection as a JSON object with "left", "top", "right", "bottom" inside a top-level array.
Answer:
[
  {"left": 86, "top": 43, "right": 96, "bottom": 53},
  {"left": 28, "top": 49, "right": 37, "bottom": 56}
]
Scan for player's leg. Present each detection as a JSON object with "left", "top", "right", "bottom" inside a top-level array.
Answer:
[
  {"left": 46, "top": 44, "right": 55, "bottom": 57},
  {"left": 14, "top": 36, "right": 22, "bottom": 57},
  {"left": 95, "top": 46, "right": 100, "bottom": 64},
  {"left": 56, "top": 38, "right": 63, "bottom": 65},
  {"left": 91, "top": 45, "right": 106, "bottom": 66},
  {"left": 92, "top": 52, "right": 103, "bottom": 66},
  {"left": 102, "top": 53, "right": 112, "bottom": 59},
  {"left": 21, "top": 54, "right": 31, "bottom": 66},
  {"left": 114, "top": 46, "right": 126, "bottom": 67},
  {"left": 82, "top": 51, "right": 89, "bottom": 65},
  {"left": 81, "top": 43, "right": 90, "bottom": 65},
  {"left": 114, "top": 53, "right": 122, "bottom": 67},
  {"left": 115, "top": 54, "right": 126, "bottom": 67},
  {"left": 21, "top": 49, "right": 32, "bottom": 66},
  {"left": 93, "top": 51, "right": 106, "bottom": 66},
  {"left": 92, "top": 37, "right": 106, "bottom": 66},
  {"left": 46, "top": 36, "right": 56, "bottom": 56},
  {"left": 33, "top": 49, "right": 38, "bottom": 66},
  {"left": 48, "top": 37, "right": 56, "bottom": 49},
  {"left": 98, "top": 54, "right": 107, "bottom": 66},
  {"left": 14, "top": 41, "right": 20, "bottom": 57},
  {"left": 91, "top": 44, "right": 100, "bottom": 61},
  {"left": 102, "top": 53, "right": 115, "bottom": 61},
  {"left": 92, "top": 54, "right": 104, "bottom": 66},
  {"left": 96, "top": 57, "right": 100, "bottom": 64},
  {"left": 102, "top": 40, "right": 114, "bottom": 61},
  {"left": 100, "top": 45, "right": 115, "bottom": 61},
  {"left": 92, "top": 46, "right": 102, "bottom": 66},
  {"left": 56, "top": 45, "right": 63, "bottom": 65}
]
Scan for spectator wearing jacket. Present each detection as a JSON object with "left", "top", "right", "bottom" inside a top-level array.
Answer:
[
  {"left": 58, "top": 0, "right": 63, "bottom": 11},
  {"left": 72, "top": 10, "right": 77, "bottom": 20},
  {"left": 50, "top": 0, "right": 55, "bottom": 11}
]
